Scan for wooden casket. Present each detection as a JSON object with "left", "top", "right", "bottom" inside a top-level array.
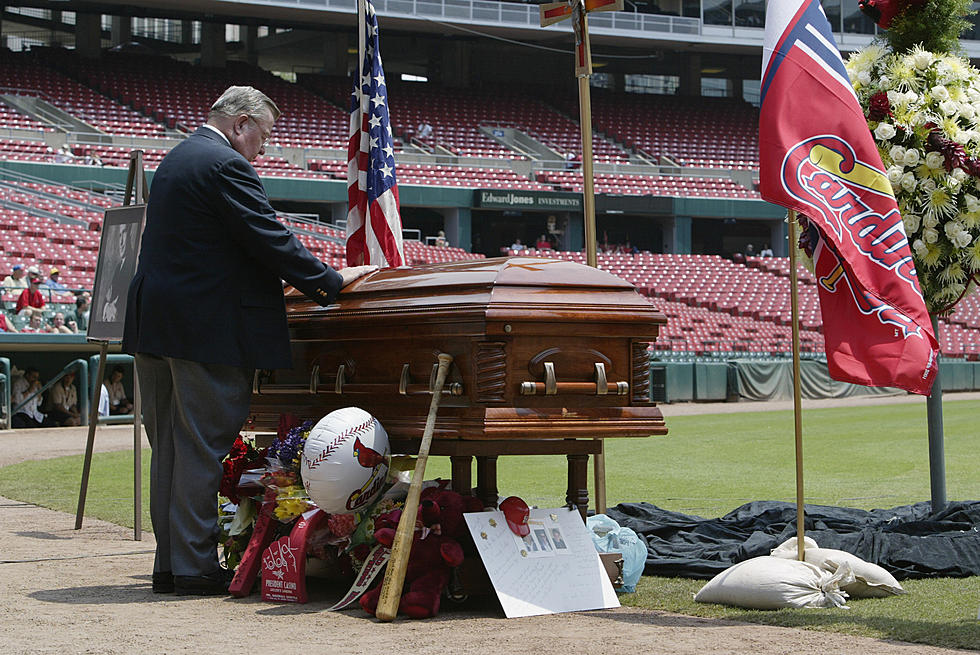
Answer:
[{"left": 248, "top": 256, "right": 667, "bottom": 515}]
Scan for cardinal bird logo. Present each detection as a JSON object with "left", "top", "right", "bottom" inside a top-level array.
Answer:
[{"left": 353, "top": 436, "right": 385, "bottom": 469}]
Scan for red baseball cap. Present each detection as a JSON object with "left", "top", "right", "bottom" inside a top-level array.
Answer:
[{"left": 499, "top": 496, "right": 529, "bottom": 536}]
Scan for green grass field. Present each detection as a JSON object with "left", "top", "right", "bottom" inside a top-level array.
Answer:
[{"left": 1, "top": 400, "right": 977, "bottom": 649}]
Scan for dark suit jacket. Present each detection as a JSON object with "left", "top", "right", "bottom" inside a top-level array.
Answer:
[{"left": 122, "top": 127, "right": 343, "bottom": 369}]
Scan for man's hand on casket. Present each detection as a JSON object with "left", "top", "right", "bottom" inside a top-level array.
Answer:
[{"left": 338, "top": 265, "right": 379, "bottom": 288}]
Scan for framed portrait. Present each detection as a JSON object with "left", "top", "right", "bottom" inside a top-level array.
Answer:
[{"left": 88, "top": 205, "right": 145, "bottom": 342}]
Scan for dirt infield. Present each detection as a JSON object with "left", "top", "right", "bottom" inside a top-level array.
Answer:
[{"left": 2, "top": 398, "right": 978, "bottom": 655}]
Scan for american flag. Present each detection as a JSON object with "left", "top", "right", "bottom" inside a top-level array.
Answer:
[{"left": 346, "top": 0, "right": 404, "bottom": 268}]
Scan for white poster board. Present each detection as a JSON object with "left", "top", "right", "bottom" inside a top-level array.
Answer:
[{"left": 464, "top": 506, "right": 619, "bottom": 618}]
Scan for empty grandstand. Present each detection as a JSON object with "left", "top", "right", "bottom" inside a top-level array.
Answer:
[{"left": 3, "top": 1, "right": 980, "bottom": 402}]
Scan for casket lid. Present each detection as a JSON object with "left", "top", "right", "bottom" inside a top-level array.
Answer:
[
  {"left": 345, "top": 256, "right": 633, "bottom": 294},
  {"left": 286, "top": 256, "right": 662, "bottom": 326}
]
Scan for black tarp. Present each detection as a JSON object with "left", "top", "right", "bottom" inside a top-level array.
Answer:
[{"left": 606, "top": 500, "right": 980, "bottom": 580}]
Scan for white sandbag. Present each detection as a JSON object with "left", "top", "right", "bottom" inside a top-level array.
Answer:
[
  {"left": 694, "top": 555, "right": 852, "bottom": 610},
  {"left": 771, "top": 537, "right": 906, "bottom": 598}
]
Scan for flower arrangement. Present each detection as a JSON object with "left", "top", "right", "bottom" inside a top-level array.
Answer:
[
  {"left": 845, "top": 0, "right": 980, "bottom": 313},
  {"left": 217, "top": 416, "right": 407, "bottom": 579}
]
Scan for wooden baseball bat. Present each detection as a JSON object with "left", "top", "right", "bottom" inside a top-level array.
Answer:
[{"left": 374, "top": 352, "right": 453, "bottom": 621}]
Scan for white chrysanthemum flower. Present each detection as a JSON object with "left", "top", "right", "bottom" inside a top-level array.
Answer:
[
  {"left": 925, "top": 151, "right": 945, "bottom": 169},
  {"left": 901, "top": 172, "right": 917, "bottom": 192},
  {"left": 952, "top": 130, "right": 972, "bottom": 145},
  {"left": 889, "top": 145, "right": 907, "bottom": 163},
  {"left": 932, "top": 85, "right": 951, "bottom": 102},
  {"left": 913, "top": 238, "right": 929, "bottom": 257},
  {"left": 922, "top": 227, "right": 940, "bottom": 243},
  {"left": 924, "top": 186, "right": 957, "bottom": 222},
  {"left": 965, "top": 194, "right": 980, "bottom": 213},
  {"left": 940, "top": 99, "right": 960, "bottom": 116},
  {"left": 912, "top": 48, "right": 934, "bottom": 71},
  {"left": 903, "top": 149, "right": 921, "bottom": 166},
  {"left": 875, "top": 122, "right": 897, "bottom": 140},
  {"left": 904, "top": 213, "right": 922, "bottom": 233},
  {"left": 940, "top": 261, "right": 967, "bottom": 284},
  {"left": 945, "top": 221, "right": 966, "bottom": 239},
  {"left": 965, "top": 239, "right": 980, "bottom": 269}
]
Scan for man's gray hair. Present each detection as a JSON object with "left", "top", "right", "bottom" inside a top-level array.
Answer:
[{"left": 208, "top": 86, "right": 281, "bottom": 120}]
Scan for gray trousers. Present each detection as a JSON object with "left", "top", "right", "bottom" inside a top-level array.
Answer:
[{"left": 135, "top": 353, "right": 253, "bottom": 577}]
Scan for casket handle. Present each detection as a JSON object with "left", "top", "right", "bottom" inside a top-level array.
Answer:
[
  {"left": 520, "top": 361, "right": 630, "bottom": 396},
  {"left": 335, "top": 364, "right": 345, "bottom": 394},
  {"left": 544, "top": 362, "right": 557, "bottom": 395},
  {"left": 309, "top": 363, "right": 320, "bottom": 395},
  {"left": 399, "top": 364, "right": 410, "bottom": 395},
  {"left": 594, "top": 362, "right": 608, "bottom": 396}
]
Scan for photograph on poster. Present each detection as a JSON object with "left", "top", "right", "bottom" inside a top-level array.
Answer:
[
  {"left": 534, "top": 528, "right": 553, "bottom": 552},
  {"left": 550, "top": 526, "right": 567, "bottom": 550},
  {"left": 513, "top": 519, "right": 555, "bottom": 558},
  {"left": 88, "top": 204, "right": 145, "bottom": 341}
]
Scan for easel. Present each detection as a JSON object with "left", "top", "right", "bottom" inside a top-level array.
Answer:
[
  {"left": 75, "top": 150, "right": 148, "bottom": 541},
  {"left": 540, "top": 0, "right": 623, "bottom": 514}
]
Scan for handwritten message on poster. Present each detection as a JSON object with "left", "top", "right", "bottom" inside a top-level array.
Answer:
[{"left": 464, "top": 507, "right": 619, "bottom": 618}]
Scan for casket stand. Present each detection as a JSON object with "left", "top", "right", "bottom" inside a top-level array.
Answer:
[{"left": 248, "top": 257, "right": 668, "bottom": 518}]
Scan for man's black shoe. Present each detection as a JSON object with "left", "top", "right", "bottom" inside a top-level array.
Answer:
[
  {"left": 173, "top": 568, "right": 234, "bottom": 596},
  {"left": 152, "top": 571, "right": 174, "bottom": 594}
]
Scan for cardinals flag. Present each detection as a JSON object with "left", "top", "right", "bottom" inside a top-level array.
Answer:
[
  {"left": 759, "top": 0, "right": 938, "bottom": 395},
  {"left": 347, "top": 0, "right": 405, "bottom": 268}
]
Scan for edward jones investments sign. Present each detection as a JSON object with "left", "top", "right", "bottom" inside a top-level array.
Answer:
[{"left": 476, "top": 190, "right": 582, "bottom": 211}]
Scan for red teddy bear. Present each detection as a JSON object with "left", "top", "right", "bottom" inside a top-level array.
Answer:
[{"left": 360, "top": 486, "right": 483, "bottom": 619}]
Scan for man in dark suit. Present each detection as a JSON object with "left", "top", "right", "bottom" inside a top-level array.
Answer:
[{"left": 122, "top": 86, "right": 375, "bottom": 596}]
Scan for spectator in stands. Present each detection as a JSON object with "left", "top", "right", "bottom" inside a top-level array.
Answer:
[
  {"left": 16, "top": 277, "right": 46, "bottom": 316},
  {"left": 45, "top": 370, "right": 80, "bottom": 427},
  {"left": 511, "top": 238, "right": 524, "bottom": 251},
  {"left": 86, "top": 152, "right": 104, "bottom": 167},
  {"left": 43, "top": 268, "right": 68, "bottom": 291},
  {"left": 416, "top": 121, "right": 433, "bottom": 140},
  {"left": 47, "top": 312, "right": 74, "bottom": 334},
  {"left": 0, "top": 311, "right": 17, "bottom": 332},
  {"left": 54, "top": 143, "right": 74, "bottom": 163},
  {"left": 744, "top": 243, "right": 755, "bottom": 257},
  {"left": 2, "top": 264, "right": 28, "bottom": 292},
  {"left": 434, "top": 230, "right": 448, "bottom": 247},
  {"left": 536, "top": 234, "right": 552, "bottom": 250},
  {"left": 122, "top": 85, "right": 376, "bottom": 596},
  {"left": 20, "top": 309, "right": 44, "bottom": 333},
  {"left": 11, "top": 367, "right": 45, "bottom": 428},
  {"left": 760, "top": 243, "right": 774, "bottom": 257},
  {"left": 105, "top": 365, "right": 134, "bottom": 415},
  {"left": 564, "top": 152, "right": 577, "bottom": 169},
  {"left": 70, "top": 293, "right": 91, "bottom": 332}
]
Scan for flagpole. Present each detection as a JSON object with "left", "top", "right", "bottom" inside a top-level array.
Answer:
[
  {"left": 788, "top": 210, "right": 806, "bottom": 561},
  {"left": 357, "top": 0, "right": 366, "bottom": 83},
  {"left": 573, "top": 11, "right": 605, "bottom": 515}
]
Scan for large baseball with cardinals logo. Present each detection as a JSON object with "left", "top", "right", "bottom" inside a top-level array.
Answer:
[{"left": 301, "top": 407, "right": 390, "bottom": 514}]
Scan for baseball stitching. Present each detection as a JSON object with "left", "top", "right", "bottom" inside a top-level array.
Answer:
[{"left": 304, "top": 417, "right": 375, "bottom": 470}]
